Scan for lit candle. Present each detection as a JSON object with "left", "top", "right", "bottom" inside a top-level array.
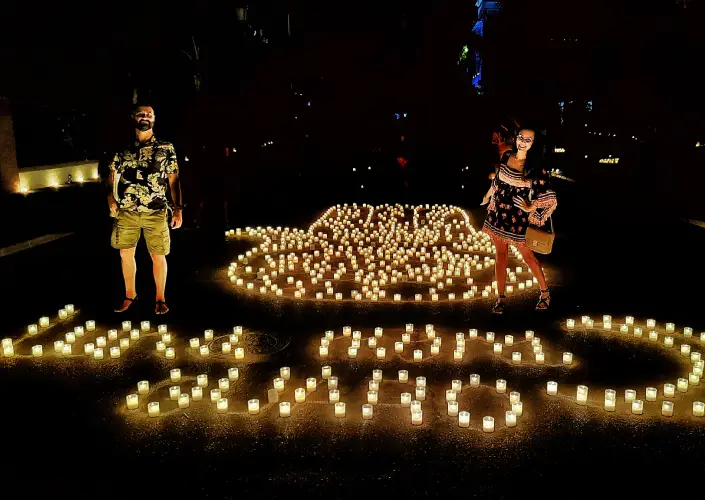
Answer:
[
  {"left": 430, "top": 345, "right": 440, "bottom": 356},
  {"left": 295, "top": 388, "right": 306, "bottom": 403},
  {"left": 351, "top": 339, "right": 361, "bottom": 348},
  {"left": 677, "top": 378, "right": 689, "bottom": 393},
  {"left": 504, "top": 335, "right": 514, "bottom": 346},
  {"left": 197, "top": 374, "right": 208, "bottom": 387},
  {"left": 61, "top": 344, "right": 71, "bottom": 356},
  {"left": 563, "top": 352, "right": 573, "bottom": 365},
  {"left": 119, "top": 338, "right": 129, "bottom": 350},
  {"left": 414, "top": 350, "right": 423, "bottom": 361},
  {"left": 28, "top": 324, "right": 38, "bottom": 335},
  {"left": 83, "top": 343, "right": 94, "bottom": 355},
  {"left": 39, "top": 317, "right": 49, "bottom": 328},
  {"left": 581, "top": 316, "right": 589, "bottom": 325},
  {"left": 210, "top": 388, "right": 221, "bottom": 402},
  {"left": 587, "top": 319, "right": 594, "bottom": 328},
  {"left": 376, "top": 347, "right": 386, "bottom": 359},
  {"left": 192, "top": 386, "right": 203, "bottom": 401},
  {"left": 665, "top": 322, "right": 674, "bottom": 333},
  {"left": 693, "top": 401, "right": 705, "bottom": 417},
  {"left": 329, "top": 389, "right": 340, "bottom": 403},
  {"left": 452, "top": 380, "right": 462, "bottom": 393},
  {"left": 665, "top": 336, "right": 674, "bottom": 347},
  {"left": 327, "top": 376, "right": 338, "bottom": 390},
  {"left": 567, "top": 319, "right": 575, "bottom": 330},
  {"left": 137, "top": 380, "right": 150, "bottom": 395},
  {"left": 664, "top": 383, "right": 675, "bottom": 398},
  {"left": 510, "top": 391, "right": 521, "bottom": 404},
  {"left": 352, "top": 331, "right": 362, "bottom": 340},
  {"left": 169, "top": 386, "right": 180, "bottom": 401},
  {"left": 483, "top": 416, "right": 495, "bottom": 433},
  {"left": 126, "top": 394, "right": 139, "bottom": 410},
  {"left": 689, "top": 372, "right": 700, "bottom": 385},
  {"left": 122, "top": 321, "right": 131, "bottom": 332},
  {"left": 506, "top": 411, "right": 517, "bottom": 427},
  {"left": 447, "top": 401, "right": 459, "bottom": 417},
  {"left": 486, "top": 332, "right": 495, "bottom": 343},
  {"left": 65, "top": 304, "right": 75, "bottom": 315},
  {"left": 648, "top": 331, "right": 658, "bottom": 342},
  {"left": 269, "top": 377, "right": 284, "bottom": 393},
  {"left": 693, "top": 352, "right": 702, "bottom": 363},
  {"left": 661, "top": 401, "right": 674, "bottom": 417},
  {"left": 343, "top": 326, "right": 352, "bottom": 336},
  {"left": 415, "top": 387, "right": 426, "bottom": 401},
  {"left": 362, "top": 404, "right": 373, "bottom": 420},
  {"left": 576, "top": 385, "right": 588, "bottom": 405},
  {"left": 204, "top": 329, "right": 214, "bottom": 341},
  {"left": 58, "top": 309, "right": 68, "bottom": 320},
  {"left": 110, "top": 346, "right": 120, "bottom": 358},
  {"left": 279, "top": 401, "right": 291, "bottom": 417},
  {"left": 141, "top": 321, "right": 150, "bottom": 332},
  {"left": 148, "top": 402, "right": 160, "bottom": 417},
  {"left": 280, "top": 367, "right": 290, "bottom": 380},
  {"left": 547, "top": 381, "right": 558, "bottom": 395},
  {"left": 216, "top": 398, "right": 228, "bottom": 414},
  {"left": 624, "top": 389, "right": 636, "bottom": 402},
  {"left": 401, "top": 393, "right": 412, "bottom": 407},
  {"left": 631, "top": 400, "right": 643, "bottom": 415},
  {"left": 633, "top": 327, "right": 642, "bottom": 338},
  {"left": 470, "top": 374, "right": 480, "bottom": 388},
  {"left": 32, "top": 345, "right": 43, "bottom": 357},
  {"left": 306, "top": 378, "right": 317, "bottom": 392},
  {"left": 525, "top": 330, "right": 534, "bottom": 341},
  {"left": 469, "top": 329, "right": 478, "bottom": 338},
  {"left": 604, "top": 322, "right": 612, "bottom": 331},
  {"left": 368, "top": 337, "right": 377, "bottom": 348},
  {"left": 645, "top": 387, "right": 657, "bottom": 401},
  {"left": 444, "top": 389, "right": 456, "bottom": 402},
  {"left": 222, "top": 342, "right": 231, "bottom": 354},
  {"left": 620, "top": 324, "right": 629, "bottom": 334},
  {"left": 398, "top": 370, "right": 409, "bottom": 383},
  {"left": 108, "top": 330, "right": 118, "bottom": 340},
  {"left": 604, "top": 389, "right": 616, "bottom": 411},
  {"left": 233, "top": 326, "right": 243, "bottom": 335},
  {"left": 158, "top": 324, "right": 168, "bottom": 334},
  {"left": 319, "top": 345, "right": 329, "bottom": 357},
  {"left": 65, "top": 332, "right": 76, "bottom": 344},
  {"left": 165, "top": 347, "right": 175, "bottom": 359},
  {"left": 684, "top": 327, "right": 693, "bottom": 337},
  {"left": 320, "top": 366, "right": 331, "bottom": 380},
  {"left": 348, "top": 347, "right": 358, "bottom": 358},
  {"left": 512, "top": 352, "right": 522, "bottom": 364},
  {"left": 496, "top": 379, "right": 507, "bottom": 394},
  {"left": 453, "top": 349, "right": 462, "bottom": 361},
  {"left": 216, "top": 379, "right": 229, "bottom": 393},
  {"left": 681, "top": 344, "right": 691, "bottom": 357},
  {"left": 93, "top": 348, "right": 103, "bottom": 359},
  {"left": 646, "top": 319, "right": 656, "bottom": 329},
  {"left": 77, "top": 325, "right": 87, "bottom": 336},
  {"left": 493, "top": 343, "right": 502, "bottom": 355},
  {"left": 411, "top": 410, "right": 423, "bottom": 425},
  {"left": 535, "top": 352, "right": 545, "bottom": 364},
  {"left": 402, "top": 333, "right": 411, "bottom": 344},
  {"left": 248, "top": 399, "right": 260, "bottom": 415},
  {"left": 189, "top": 338, "right": 200, "bottom": 349},
  {"left": 198, "top": 345, "right": 209, "bottom": 357},
  {"left": 230, "top": 334, "right": 239, "bottom": 344},
  {"left": 235, "top": 347, "right": 245, "bottom": 359}
]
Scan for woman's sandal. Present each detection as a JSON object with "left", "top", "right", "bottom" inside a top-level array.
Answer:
[
  {"left": 492, "top": 295, "right": 507, "bottom": 315},
  {"left": 155, "top": 300, "right": 169, "bottom": 315},
  {"left": 536, "top": 289, "right": 551, "bottom": 311},
  {"left": 115, "top": 296, "right": 137, "bottom": 313}
]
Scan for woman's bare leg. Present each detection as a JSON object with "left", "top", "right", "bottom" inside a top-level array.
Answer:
[
  {"left": 494, "top": 240, "right": 509, "bottom": 297},
  {"left": 517, "top": 246, "right": 548, "bottom": 291}
]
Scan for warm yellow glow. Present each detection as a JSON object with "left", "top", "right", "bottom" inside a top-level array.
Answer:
[
  {"left": 599, "top": 158, "right": 619, "bottom": 164},
  {"left": 554, "top": 147, "right": 565, "bottom": 153}
]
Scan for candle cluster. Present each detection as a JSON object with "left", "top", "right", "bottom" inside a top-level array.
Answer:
[{"left": 225, "top": 204, "right": 539, "bottom": 303}]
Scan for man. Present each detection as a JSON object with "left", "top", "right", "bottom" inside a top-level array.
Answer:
[{"left": 106, "top": 103, "right": 183, "bottom": 315}]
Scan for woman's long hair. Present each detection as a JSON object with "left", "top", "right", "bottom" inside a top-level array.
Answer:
[{"left": 509, "top": 126, "right": 545, "bottom": 180}]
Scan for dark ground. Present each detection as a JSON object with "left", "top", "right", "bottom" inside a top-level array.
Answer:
[{"left": 2, "top": 164, "right": 705, "bottom": 499}]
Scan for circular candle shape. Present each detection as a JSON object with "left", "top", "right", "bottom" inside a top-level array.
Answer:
[
  {"left": 661, "top": 401, "right": 674, "bottom": 417},
  {"left": 414, "top": 349, "right": 423, "bottom": 361},
  {"left": 140, "top": 321, "right": 150, "bottom": 332},
  {"left": 169, "top": 386, "right": 180, "bottom": 401},
  {"left": 28, "top": 325, "right": 38, "bottom": 336},
  {"left": 547, "top": 381, "right": 558, "bottom": 395},
  {"left": 199, "top": 345, "right": 210, "bottom": 357},
  {"left": 646, "top": 319, "right": 656, "bottom": 329},
  {"left": 664, "top": 383, "right": 675, "bottom": 398},
  {"left": 411, "top": 410, "right": 423, "bottom": 425},
  {"left": 165, "top": 347, "right": 175, "bottom": 359},
  {"left": 158, "top": 324, "right": 168, "bottom": 334},
  {"left": 58, "top": 309, "right": 67, "bottom": 320},
  {"left": 274, "top": 377, "right": 285, "bottom": 392},
  {"left": 510, "top": 391, "right": 521, "bottom": 404},
  {"left": 677, "top": 378, "right": 688, "bottom": 393},
  {"left": 329, "top": 389, "right": 340, "bottom": 403},
  {"left": 322, "top": 366, "right": 332, "bottom": 380},
  {"left": 525, "top": 330, "right": 534, "bottom": 340},
  {"left": 496, "top": 379, "right": 507, "bottom": 394},
  {"left": 107, "top": 330, "right": 119, "bottom": 341},
  {"left": 624, "top": 389, "right": 636, "bottom": 402},
  {"left": 416, "top": 376, "right": 427, "bottom": 388},
  {"left": 470, "top": 374, "right": 480, "bottom": 388},
  {"left": 352, "top": 331, "right": 362, "bottom": 340},
  {"left": 649, "top": 331, "right": 658, "bottom": 342},
  {"left": 170, "top": 369, "right": 181, "bottom": 382},
  {"left": 334, "top": 402, "right": 346, "bottom": 418},
  {"left": 222, "top": 342, "right": 231, "bottom": 354},
  {"left": 665, "top": 336, "right": 674, "bottom": 347},
  {"left": 512, "top": 352, "right": 522, "bottom": 364},
  {"left": 645, "top": 387, "right": 657, "bottom": 402},
  {"left": 32, "top": 345, "right": 43, "bottom": 357},
  {"left": 453, "top": 350, "right": 462, "bottom": 361},
  {"left": 563, "top": 352, "right": 573, "bottom": 365},
  {"left": 65, "top": 332, "right": 75, "bottom": 344},
  {"left": 681, "top": 344, "right": 691, "bottom": 357},
  {"left": 96, "top": 336, "right": 106, "bottom": 348},
  {"left": 604, "top": 389, "right": 616, "bottom": 411},
  {"left": 430, "top": 345, "right": 440, "bottom": 356},
  {"left": 376, "top": 347, "right": 386, "bottom": 359},
  {"left": 689, "top": 372, "right": 700, "bottom": 385},
  {"left": 493, "top": 343, "right": 503, "bottom": 355},
  {"left": 483, "top": 416, "right": 495, "bottom": 433},
  {"left": 39, "top": 317, "right": 49, "bottom": 328},
  {"left": 218, "top": 378, "right": 230, "bottom": 392},
  {"left": 398, "top": 370, "right": 409, "bottom": 383},
  {"left": 328, "top": 376, "right": 338, "bottom": 390},
  {"left": 119, "top": 338, "right": 130, "bottom": 350},
  {"left": 83, "top": 343, "right": 94, "bottom": 355},
  {"left": 372, "top": 369, "right": 383, "bottom": 382},
  {"left": 347, "top": 347, "right": 358, "bottom": 358},
  {"left": 631, "top": 400, "right": 644, "bottom": 415},
  {"left": 295, "top": 388, "right": 306, "bottom": 403},
  {"left": 446, "top": 389, "right": 457, "bottom": 402},
  {"left": 319, "top": 345, "right": 329, "bottom": 357},
  {"left": 452, "top": 380, "right": 462, "bottom": 393},
  {"left": 191, "top": 387, "right": 203, "bottom": 401},
  {"left": 665, "top": 322, "right": 675, "bottom": 333},
  {"left": 234, "top": 347, "right": 245, "bottom": 359},
  {"left": 75, "top": 325, "right": 86, "bottom": 337},
  {"left": 122, "top": 321, "right": 131, "bottom": 332},
  {"left": 447, "top": 401, "right": 459, "bottom": 416},
  {"left": 634, "top": 327, "right": 642, "bottom": 338},
  {"left": 535, "top": 351, "right": 546, "bottom": 364},
  {"left": 576, "top": 385, "right": 588, "bottom": 405},
  {"left": 486, "top": 332, "right": 495, "bottom": 343},
  {"left": 469, "top": 329, "right": 478, "bottom": 338},
  {"left": 279, "top": 401, "right": 291, "bottom": 417},
  {"left": 204, "top": 329, "right": 214, "bottom": 341},
  {"left": 216, "top": 398, "right": 228, "bottom": 413},
  {"left": 210, "top": 388, "right": 221, "bottom": 402},
  {"left": 684, "top": 327, "right": 693, "bottom": 337},
  {"left": 126, "top": 394, "right": 139, "bottom": 410},
  {"left": 61, "top": 344, "right": 71, "bottom": 356},
  {"left": 248, "top": 399, "right": 260, "bottom": 415},
  {"left": 306, "top": 378, "right": 317, "bottom": 392},
  {"left": 147, "top": 402, "right": 160, "bottom": 418},
  {"left": 197, "top": 374, "right": 208, "bottom": 387},
  {"left": 137, "top": 380, "right": 150, "bottom": 395},
  {"left": 280, "top": 367, "right": 290, "bottom": 380},
  {"left": 325, "top": 330, "right": 335, "bottom": 340},
  {"left": 402, "top": 333, "right": 411, "bottom": 344},
  {"left": 395, "top": 342, "right": 404, "bottom": 353},
  {"left": 368, "top": 337, "right": 377, "bottom": 348},
  {"left": 401, "top": 393, "right": 412, "bottom": 407},
  {"left": 156, "top": 341, "right": 166, "bottom": 352},
  {"left": 362, "top": 404, "right": 373, "bottom": 420},
  {"left": 189, "top": 338, "right": 200, "bottom": 349},
  {"left": 457, "top": 410, "right": 470, "bottom": 428},
  {"left": 415, "top": 386, "right": 426, "bottom": 401},
  {"left": 65, "top": 304, "right": 74, "bottom": 315},
  {"left": 110, "top": 346, "right": 121, "bottom": 359},
  {"left": 93, "top": 348, "right": 103, "bottom": 360},
  {"left": 512, "top": 401, "right": 523, "bottom": 416},
  {"left": 506, "top": 411, "right": 517, "bottom": 427},
  {"left": 693, "top": 401, "right": 705, "bottom": 417}
]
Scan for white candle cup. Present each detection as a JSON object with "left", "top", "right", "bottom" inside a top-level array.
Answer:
[
  {"left": 222, "top": 342, "right": 232, "bottom": 354},
  {"left": 328, "top": 376, "right": 338, "bottom": 390},
  {"left": 248, "top": 399, "right": 260, "bottom": 415},
  {"left": 604, "top": 389, "right": 616, "bottom": 411},
  {"left": 126, "top": 394, "right": 139, "bottom": 410},
  {"left": 645, "top": 387, "right": 657, "bottom": 402},
  {"left": 664, "top": 383, "right": 675, "bottom": 398},
  {"left": 169, "top": 386, "right": 181, "bottom": 401},
  {"left": 65, "top": 332, "right": 76, "bottom": 344},
  {"left": 402, "top": 333, "right": 411, "bottom": 344},
  {"left": 456, "top": 410, "right": 470, "bottom": 428},
  {"left": 452, "top": 380, "right": 462, "bottom": 393},
  {"left": 197, "top": 374, "right": 208, "bottom": 387},
  {"left": 1, "top": 344, "right": 14, "bottom": 357},
  {"left": 504, "top": 335, "right": 514, "bottom": 347},
  {"left": 233, "top": 326, "right": 243, "bottom": 335},
  {"left": 191, "top": 387, "right": 203, "bottom": 401},
  {"left": 414, "top": 350, "right": 423, "bottom": 361},
  {"left": 665, "top": 336, "right": 674, "bottom": 347},
  {"left": 165, "top": 347, "right": 175, "bottom": 359},
  {"left": 280, "top": 367, "right": 290, "bottom": 380},
  {"left": 295, "top": 388, "right": 306, "bottom": 403},
  {"left": 483, "top": 416, "right": 495, "bottom": 433},
  {"left": 624, "top": 389, "right": 636, "bottom": 402},
  {"left": 446, "top": 389, "right": 457, "bottom": 402},
  {"left": 274, "top": 377, "right": 285, "bottom": 392},
  {"left": 394, "top": 370, "right": 407, "bottom": 384},
  {"left": 631, "top": 400, "right": 644, "bottom": 415},
  {"left": 415, "top": 387, "right": 426, "bottom": 401},
  {"left": 368, "top": 337, "right": 377, "bottom": 348},
  {"left": 199, "top": 345, "right": 210, "bottom": 357},
  {"left": 61, "top": 344, "right": 72, "bottom": 356},
  {"left": 393, "top": 341, "right": 404, "bottom": 354},
  {"left": 76, "top": 325, "right": 86, "bottom": 336},
  {"left": 535, "top": 352, "right": 545, "bottom": 364},
  {"left": 370, "top": 369, "right": 382, "bottom": 383},
  {"left": 665, "top": 322, "right": 675, "bottom": 333},
  {"left": 624, "top": 316, "right": 634, "bottom": 325},
  {"left": 684, "top": 327, "right": 693, "bottom": 338},
  {"left": 496, "top": 379, "right": 507, "bottom": 394},
  {"left": 108, "top": 330, "right": 118, "bottom": 341},
  {"left": 332, "top": 402, "right": 345, "bottom": 418},
  {"left": 217, "top": 398, "right": 228, "bottom": 414},
  {"left": 319, "top": 345, "right": 329, "bottom": 357},
  {"left": 486, "top": 332, "right": 495, "bottom": 343},
  {"left": 677, "top": 378, "right": 688, "bottom": 393},
  {"left": 661, "top": 401, "right": 674, "bottom": 417},
  {"left": 469, "top": 329, "right": 478, "bottom": 338},
  {"left": 229, "top": 334, "right": 239, "bottom": 344},
  {"left": 209, "top": 388, "right": 221, "bottom": 402},
  {"left": 506, "top": 411, "right": 517, "bottom": 427},
  {"left": 376, "top": 347, "right": 386, "bottom": 359},
  {"left": 155, "top": 341, "right": 166, "bottom": 352},
  {"left": 430, "top": 345, "right": 440, "bottom": 356},
  {"left": 279, "top": 401, "right": 291, "bottom": 417},
  {"left": 620, "top": 324, "right": 629, "bottom": 334},
  {"left": 493, "top": 343, "right": 503, "bottom": 355},
  {"left": 121, "top": 321, "right": 131, "bottom": 332},
  {"left": 689, "top": 373, "right": 699, "bottom": 385},
  {"left": 581, "top": 316, "right": 589, "bottom": 325},
  {"left": 633, "top": 327, "right": 643, "bottom": 338},
  {"left": 453, "top": 350, "right": 462, "bottom": 361},
  {"left": 39, "top": 317, "right": 50, "bottom": 328},
  {"left": 692, "top": 352, "right": 702, "bottom": 363},
  {"left": 547, "top": 381, "right": 558, "bottom": 396},
  {"left": 58, "top": 309, "right": 67, "bottom": 320},
  {"left": 110, "top": 346, "right": 121, "bottom": 359},
  {"left": 217, "top": 378, "right": 229, "bottom": 392},
  {"left": 169, "top": 368, "right": 181, "bottom": 383},
  {"left": 470, "top": 374, "right": 480, "bottom": 388},
  {"left": 512, "top": 401, "right": 523, "bottom": 417},
  {"left": 189, "top": 338, "right": 200, "bottom": 349},
  {"left": 411, "top": 409, "right": 423, "bottom": 425},
  {"left": 510, "top": 391, "right": 521, "bottom": 404},
  {"left": 681, "top": 344, "right": 691, "bottom": 357},
  {"left": 93, "top": 348, "right": 103, "bottom": 360},
  {"left": 28, "top": 324, "right": 38, "bottom": 335},
  {"left": 65, "top": 304, "right": 75, "bottom": 315},
  {"left": 567, "top": 319, "right": 575, "bottom": 330},
  {"left": 352, "top": 331, "right": 362, "bottom": 340},
  {"left": 587, "top": 319, "right": 595, "bottom": 328},
  {"left": 525, "top": 330, "right": 535, "bottom": 341},
  {"left": 360, "top": 403, "right": 373, "bottom": 420},
  {"left": 94, "top": 336, "right": 106, "bottom": 348},
  {"left": 532, "top": 337, "right": 541, "bottom": 347},
  {"left": 648, "top": 331, "right": 658, "bottom": 342},
  {"left": 512, "top": 352, "right": 522, "bottom": 364},
  {"left": 646, "top": 319, "right": 656, "bottom": 329},
  {"left": 576, "top": 385, "right": 588, "bottom": 405},
  {"left": 119, "top": 338, "right": 130, "bottom": 350},
  {"left": 83, "top": 343, "right": 94, "bottom": 356},
  {"left": 563, "top": 352, "right": 573, "bottom": 365},
  {"left": 32, "top": 345, "right": 43, "bottom": 357},
  {"left": 325, "top": 330, "right": 335, "bottom": 341},
  {"left": 447, "top": 401, "right": 459, "bottom": 417},
  {"left": 693, "top": 401, "right": 705, "bottom": 417},
  {"left": 604, "top": 322, "right": 612, "bottom": 331},
  {"left": 204, "top": 329, "right": 214, "bottom": 341},
  {"left": 416, "top": 376, "right": 427, "bottom": 388},
  {"left": 306, "top": 378, "right": 317, "bottom": 392},
  {"left": 235, "top": 347, "right": 245, "bottom": 359},
  {"left": 137, "top": 380, "right": 150, "bottom": 395},
  {"left": 140, "top": 321, "right": 150, "bottom": 332},
  {"left": 158, "top": 324, "right": 168, "bottom": 334},
  {"left": 329, "top": 389, "right": 340, "bottom": 403},
  {"left": 343, "top": 326, "right": 352, "bottom": 337},
  {"left": 321, "top": 366, "right": 332, "bottom": 380},
  {"left": 148, "top": 402, "right": 160, "bottom": 418},
  {"left": 401, "top": 393, "right": 412, "bottom": 407},
  {"left": 348, "top": 347, "right": 358, "bottom": 358}
]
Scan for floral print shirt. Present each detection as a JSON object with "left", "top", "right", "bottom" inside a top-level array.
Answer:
[{"left": 109, "top": 136, "right": 178, "bottom": 212}]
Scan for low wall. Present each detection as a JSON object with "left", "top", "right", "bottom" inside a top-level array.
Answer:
[{"left": 18, "top": 161, "right": 100, "bottom": 193}]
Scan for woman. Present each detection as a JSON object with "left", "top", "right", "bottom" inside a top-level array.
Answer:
[{"left": 481, "top": 127, "right": 557, "bottom": 314}]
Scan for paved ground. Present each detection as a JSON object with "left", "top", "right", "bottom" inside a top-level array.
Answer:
[{"left": 2, "top": 182, "right": 705, "bottom": 498}]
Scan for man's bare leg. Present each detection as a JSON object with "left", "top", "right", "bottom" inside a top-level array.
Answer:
[
  {"left": 151, "top": 254, "right": 169, "bottom": 314},
  {"left": 115, "top": 247, "right": 137, "bottom": 312}
]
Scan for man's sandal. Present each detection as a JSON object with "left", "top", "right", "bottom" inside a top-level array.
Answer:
[
  {"left": 536, "top": 289, "right": 551, "bottom": 311},
  {"left": 155, "top": 300, "right": 169, "bottom": 315},
  {"left": 492, "top": 295, "right": 507, "bottom": 315},
  {"left": 115, "top": 296, "right": 137, "bottom": 313}
]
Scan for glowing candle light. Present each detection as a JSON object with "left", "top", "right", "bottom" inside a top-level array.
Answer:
[
  {"left": 504, "top": 335, "right": 514, "bottom": 346},
  {"left": 393, "top": 370, "right": 407, "bottom": 384},
  {"left": 649, "top": 331, "right": 658, "bottom": 342},
  {"left": 525, "top": 330, "right": 534, "bottom": 341},
  {"left": 405, "top": 324, "right": 414, "bottom": 333},
  {"left": 216, "top": 398, "right": 228, "bottom": 414},
  {"left": 604, "top": 322, "right": 612, "bottom": 331},
  {"left": 693, "top": 401, "right": 705, "bottom": 417},
  {"left": 137, "top": 380, "right": 150, "bottom": 395},
  {"left": 235, "top": 347, "right": 245, "bottom": 359},
  {"left": 445, "top": 400, "right": 459, "bottom": 417},
  {"left": 567, "top": 319, "right": 575, "bottom": 330},
  {"left": 643, "top": 387, "right": 657, "bottom": 402},
  {"left": 126, "top": 394, "right": 139, "bottom": 410},
  {"left": 329, "top": 389, "right": 340, "bottom": 403},
  {"left": 664, "top": 322, "right": 674, "bottom": 333},
  {"left": 664, "top": 383, "right": 675, "bottom": 398},
  {"left": 78, "top": 324, "right": 88, "bottom": 335},
  {"left": 65, "top": 332, "right": 76, "bottom": 344},
  {"left": 493, "top": 343, "right": 503, "bottom": 355},
  {"left": 61, "top": 344, "right": 72, "bottom": 356},
  {"left": 28, "top": 324, "right": 38, "bottom": 335},
  {"left": 505, "top": 411, "right": 517, "bottom": 427},
  {"left": 443, "top": 389, "right": 456, "bottom": 402},
  {"left": 189, "top": 338, "right": 200, "bottom": 349},
  {"left": 496, "top": 379, "right": 507, "bottom": 394},
  {"left": 414, "top": 349, "right": 423, "bottom": 362},
  {"left": 604, "top": 389, "right": 616, "bottom": 411},
  {"left": 295, "top": 388, "right": 306, "bottom": 403},
  {"left": 353, "top": 331, "right": 362, "bottom": 340},
  {"left": 148, "top": 402, "right": 160, "bottom": 417},
  {"left": 563, "top": 352, "right": 573, "bottom": 365},
  {"left": 631, "top": 400, "right": 643, "bottom": 415},
  {"left": 279, "top": 402, "right": 291, "bottom": 417},
  {"left": 169, "top": 386, "right": 181, "bottom": 401},
  {"left": 277, "top": 367, "right": 290, "bottom": 382},
  {"left": 510, "top": 391, "right": 521, "bottom": 404},
  {"left": 110, "top": 346, "right": 120, "bottom": 359},
  {"left": 620, "top": 324, "right": 628, "bottom": 334},
  {"left": 39, "top": 317, "right": 49, "bottom": 328},
  {"left": 486, "top": 332, "right": 495, "bottom": 343},
  {"left": 376, "top": 347, "right": 386, "bottom": 359},
  {"left": 122, "top": 321, "right": 131, "bottom": 332},
  {"left": 368, "top": 337, "right": 377, "bottom": 348},
  {"left": 108, "top": 330, "right": 118, "bottom": 341},
  {"left": 411, "top": 410, "right": 423, "bottom": 425},
  {"left": 483, "top": 416, "right": 495, "bottom": 433},
  {"left": 646, "top": 319, "right": 655, "bottom": 329},
  {"left": 661, "top": 401, "right": 674, "bottom": 417},
  {"left": 624, "top": 389, "right": 636, "bottom": 402},
  {"left": 693, "top": 352, "right": 702, "bottom": 363},
  {"left": 402, "top": 333, "right": 411, "bottom": 344},
  {"left": 470, "top": 374, "right": 480, "bottom": 388},
  {"left": 305, "top": 377, "right": 317, "bottom": 392},
  {"left": 93, "top": 348, "right": 103, "bottom": 360},
  {"left": 415, "top": 386, "right": 426, "bottom": 401},
  {"left": 118, "top": 339, "right": 129, "bottom": 351},
  {"left": 401, "top": 393, "right": 412, "bottom": 407},
  {"left": 2, "top": 344, "right": 13, "bottom": 357},
  {"left": 319, "top": 345, "right": 329, "bottom": 357},
  {"left": 452, "top": 380, "right": 462, "bottom": 393},
  {"left": 64, "top": 304, "right": 74, "bottom": 315},
  {"left": 32, "top": 345, "right": 43, "bottom": 357},
  {"left": 141, "top": 321, "right": 150, "bottom": 332},
  {"left": 453, "top": 349, "right": 462, "bottom": 361},
  {"left": 158, "top": 324, "right": 168, "bottom": 334},
  {"left": 684, "top": 327, "right": 693, "bottom": 338},
  {"left": 351, "top": 339, "right": 361, "bottom": 348},
  {"left": 581, "top": 316, "right": 589, "bottom": 325},
  {"left": 587, "top": 319, "right": 594, "bottom": 328},
  {"left": 165, "top": 347, "right": 175, "bottom": 359},
  {"left": 192, "top": 387, "right": 203, "bottom": 401},
  {"left": 348, "top": 347, "right": 358, "bottom": 358},
  {"left": 665, "top": 336, "right": 674, "bottom": 347},
  {"left": 58, "top": 309, "right": 67, "bottom": 320},
  {"left": 533, "top": 351, "right": 544, "bottom": 364},
  {"left": 547, "top": 381, "right": 558, "bottom": 395},
  {"left": 469, "top": 329, "right": 478, "bottom": 338},
  {"left": 197, "top": 374, "right": 208, "bottom": 387},
  {"left": 248, "top": 399, "right": 260, "bottom": 415},
  {"left": 681, "top": 344, "right": 691, "bottom": 357},
  {"left": 82, "top": 343, "right": 94, "bottom": 356},
  {"left": 576, "top": 385, "right": 588, "bottom": 405},
  {"left": 343, "top": 326, "right": 352, "bottom": 336},
  {"left": 689, "top": 372, "right": 700, "bottom": 385},
  {"left": 199, "top": 345, "right": 209, "bottom": 357},
  {"left": 210, "top": 388, "right": 221, "bottom": 402},
  {"left": 167, "top": 369, "right": 181, "bottom": 383}
]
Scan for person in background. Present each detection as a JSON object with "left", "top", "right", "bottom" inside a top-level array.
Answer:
[
  {"left": 481, "top": 126, "right": 557, "bottom": 314},
  {"left": 106, "top": 103, "right": 183, "bottom": 315}
]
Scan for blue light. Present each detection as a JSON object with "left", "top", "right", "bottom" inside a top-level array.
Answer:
[{"left": 395, "top": 113, "right": 400, "bottom": 120}]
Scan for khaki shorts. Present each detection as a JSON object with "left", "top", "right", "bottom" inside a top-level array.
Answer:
[{"left": 111, "top": 209, "right": 170, "bottom": 255}]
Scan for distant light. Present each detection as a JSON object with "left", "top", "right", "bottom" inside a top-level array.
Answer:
[
  {"left": 584, "top": 155, "right": 588, "bottom": 158},
  {"left": 76, "top": 174, "right": 84, "bottom": 183},
  {"left": 19, "top": 185, "right": 29, "bottom": 194},
  {"left": 599, "top": 158, "right": 619, "bottom": 164},
  {"left": 368, "top": 166, "right": 371, "bottom": 170},
  {"left": 584, "top": 124, "right": 587, "bottom": 126},
  {"left": 697, "top": 141, "right": 701, "bottom": 147},
  {"left": 554, "top": 147, "right": 566, "bottom": 153},
  {"left": 185, "top": 156, "right": 190, "bottom": 162},
  {"left": 352, "top": 168, "right": 356, "bottom": 172},
  {"left": 403, "top": 113, "right": 407, "bottom": 118},
  {"left": 461, "top": 185, "right": 465, "bottom": 189},
  {"left": 307, "top": 102, "right": 311, "bottom": 107},
  {"left": 361, "top": 185, "right": 364, "bottom": 189},
  {"left": 599, "top": 133, "right": 602, "bottom": 135},
  {"left": 394, "top": 113, "right": 400, "bottom": 120}
]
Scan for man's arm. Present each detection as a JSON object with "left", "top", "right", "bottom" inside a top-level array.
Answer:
[
  {"left": 168, "top": 173, "right": 182, "bottom": 208},
  {"left": 106, "top": 154, "right": 119, "bottom": 216}
]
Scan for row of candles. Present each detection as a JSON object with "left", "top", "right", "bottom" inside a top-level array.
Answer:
[{"left": 566, "top": 315, "right": 704, "bottom": 341}]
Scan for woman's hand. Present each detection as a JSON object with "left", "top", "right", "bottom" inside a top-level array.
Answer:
[
  {"left": 481, "top": 195, "right": 490, "bottom": 206},
  {"left": 512, "top": 196, "right": 536, "bottom": 213}
]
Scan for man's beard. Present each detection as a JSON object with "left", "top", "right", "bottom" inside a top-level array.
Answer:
[{"left": 137, "top": 120, "right": 153, "bottom": 132}]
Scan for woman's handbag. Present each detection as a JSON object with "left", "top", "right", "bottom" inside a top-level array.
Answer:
[{"left": 525, "top": 216, "right": 554, "bottom": 254}]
